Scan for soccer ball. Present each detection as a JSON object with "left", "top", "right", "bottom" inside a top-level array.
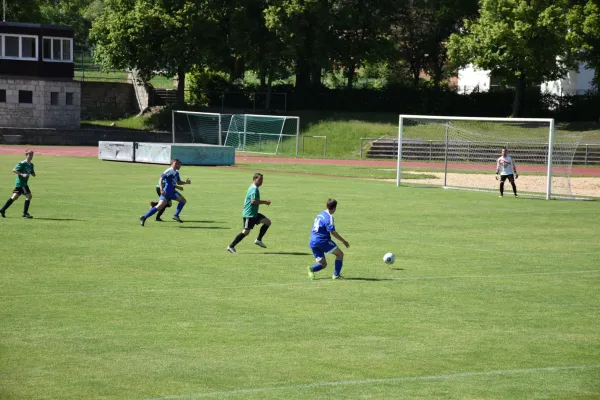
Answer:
[{"left": 383, "top": 252, "right": 395, "bottom": 264}]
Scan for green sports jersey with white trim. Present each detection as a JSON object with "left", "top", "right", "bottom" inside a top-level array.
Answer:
[
  {"left": 14, "top": 160, "right": 35, "bottom": 187},
  {"left": 242, "top": 184, "right": 260, "bottom": 217}
]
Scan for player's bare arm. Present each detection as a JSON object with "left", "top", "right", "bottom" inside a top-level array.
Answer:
[
  {"left": 177, "top": 178, "right": 191, "bottom": 185},
  {"left": 251, "top": 199, "right": 271, "bottom": 205},
  {"left": 331, "top": 231, "right": 349, "bottom": 248},
  {"left": 13, "top": 169, "right": 27, "bottom": 178}
]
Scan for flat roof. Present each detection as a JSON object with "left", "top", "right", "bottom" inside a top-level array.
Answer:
[{"left": 0, "top": 21, "right": 73, "bottom": 31}]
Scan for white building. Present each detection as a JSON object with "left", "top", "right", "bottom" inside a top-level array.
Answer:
[{"left": 457, "top": 63, "right": 596, "bottom": 95}]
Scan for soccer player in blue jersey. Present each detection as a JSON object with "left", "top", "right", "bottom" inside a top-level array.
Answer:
[
  {"left": 307, "top": 199, "right": 350, "bottom": 280},
  {"left": 140, "top": 159, "right": 191, "bottom": 226},
  {"left": 0, "top": 150, "right": 36, "bottom": 219},
  {"left": 226, "top": 173, "right": 271, "bottom": 253},
  {"left": 149, "top": 178, "right": 173, "bottom": 222}
]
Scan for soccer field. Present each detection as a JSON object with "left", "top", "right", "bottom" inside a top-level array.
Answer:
[{"left": 1, "top": 155, "right": 599, "bottom": 400}]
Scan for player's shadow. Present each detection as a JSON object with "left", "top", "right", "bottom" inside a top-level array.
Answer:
[
  {"left": 178, "top": 226, "right": 230, "bottom": 229},
  {"left": 263, "top": 252, "right": 311, "bottom": 256},
  {"left": 181, "top": 220, "right": 220, "bottom": 223},
  {"left": 33, "top": 218, "right": 82, "bottom": 221},
  {"left": 344, "top": 277, "right": 397, "bottom": 281},
  {"left": 390, "top": 267, "right": 405, "bottom": 271}
]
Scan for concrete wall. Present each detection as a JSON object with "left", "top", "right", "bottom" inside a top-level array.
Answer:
[
  {"left": 0, "top": 77, "right": 80, "bottom": 128},
  {"left": 0, "top": 127, "right": 171, "bottom": 146},
  {"left": 80, "top": 81, "right": 139, "bottom": 120}
]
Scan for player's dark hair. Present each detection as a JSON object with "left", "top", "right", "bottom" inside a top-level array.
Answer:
[
  {"left": 25, "top": 150, "right": 34, "bottom": 156},
  {"left": 326, "top": 198, "right": 337, "bottom": 211},
  {"left": 253, "top": 173, "right": 263, "bottom": 181},
  {"left": 171, "top": 158, "right": 181, "bottom": 164}
]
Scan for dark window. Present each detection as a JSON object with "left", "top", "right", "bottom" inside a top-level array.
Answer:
[
  {"left": 19, "top": 90, "right": 33, "bottom": 104},
  {"left": 52, "top": 39, "right": 61, "bottom": 60},
  {"left": 51, "top": 92, "right": 59, "bottom": 105},
  {"left": 5, "top": 36, "right": 19, "bottom": 57},
  {"left": 62, "top": 39, "right": 71, "bottom": 61},
  {"left": 0, "top": 90, "right": 6, "bottom": 103},
  {"left": 43, "top": 38, "right": 52, "bottom": 59},
  {"left": 66, "top": 92, "right": 74, "bottom": 105},
  {"left": 22, "top": 37, "right": 36, "bottom": 58}
]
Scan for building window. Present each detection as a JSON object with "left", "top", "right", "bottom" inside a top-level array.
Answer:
[
  {"left": 5, "top": 36, "right": 19, "bottom": 57},
  {"left": 66, "top": 92, "right": 74, "bottom": 105},
  {"left": 22, "top": 37, "right": 36, "bottom": 58},
  {"left": 51, "top": 92, "right": 59, "bottom": 105},
  {"left": 0, "top": 90, "right": 6, "bottom": 103},
  {"left": 19, "top": 90, "right": 33, "bottom": 104},
  {"left": 1, "top": 35, "right": 38, "bottom": 60},
  {"left": 42, "top": 37, "right": 73, "bottom": 62}
]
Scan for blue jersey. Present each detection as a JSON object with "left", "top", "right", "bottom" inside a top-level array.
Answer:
[
  {"left": 160, "top": 167, "right": 180, "bottom": 195},
  {"left": 309, "top": 210, "right": 335, "bottom": 247}
]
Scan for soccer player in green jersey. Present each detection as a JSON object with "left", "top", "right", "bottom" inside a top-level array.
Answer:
[
  {"left": 0, "top": 150, "right": 36, "bottom": 218},
  {"left": 227, "top": 173, "right": 272, "bottom": 253}
]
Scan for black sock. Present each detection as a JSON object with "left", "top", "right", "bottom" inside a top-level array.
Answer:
[
  {"left": 257, "top": 224, "right": 270, "bottom": 241},
  {"left": 230, "top": 233, "right": 246, "bottom": 248},
  {"left": 23, "top": 199, "right": 30, "bottom": 214},
  {"left": 500, "top": 182, "right": 504, "bottom": 195},
  {"left": 1, "top": 198, "right": 14, "bottom": 212},
  {"left": 512, "top": 183, "right": 518, "bottom": 195},
  {"left": 156, "top": 208, "right": 165, "bottom": 219}
]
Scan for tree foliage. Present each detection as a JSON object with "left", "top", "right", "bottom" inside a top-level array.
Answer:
[{"left": 448, "top": 0, "right": 579, "bottom": 116}]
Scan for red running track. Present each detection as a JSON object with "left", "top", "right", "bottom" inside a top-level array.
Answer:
[{"left": 1, "top": 145, "right": 599, "bottom": 177}]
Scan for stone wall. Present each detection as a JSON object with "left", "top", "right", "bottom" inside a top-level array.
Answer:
[
  {"left": 0, "top": 127, "right": 171, "bottom": 146},
  {"left": 80, "top": 81, "right": 139, "bottom": 120},
  {"left": 0, "top": 78, "right": 81, "bottom": 129}
]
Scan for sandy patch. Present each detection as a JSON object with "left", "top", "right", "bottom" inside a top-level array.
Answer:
[{"left": 402, "top": 173, "right": 600, "bottom": 198}]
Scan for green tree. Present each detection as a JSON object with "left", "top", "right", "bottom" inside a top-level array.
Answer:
[
  {"left": 329, "top": 0, "right": 392, "bottom": 89},
  {"left": 448, "top": 0, "right": 577, "bottom": 117},
  {"left": 568, "top": 0, "right": 600, "bottom": 88},
  {"left": 90, "top": 0, "right": 218, "bottom": 104},
  {"left": 264, "top": 0, "right": 332, "bottom": 91}
]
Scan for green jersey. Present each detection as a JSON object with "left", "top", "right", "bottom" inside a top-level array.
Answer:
[
  {"left": 242, "top": 183, "right": 260, "bottom": 218},
  {"left": 14, "top": 160, "right": 35, "bottom": 187}
]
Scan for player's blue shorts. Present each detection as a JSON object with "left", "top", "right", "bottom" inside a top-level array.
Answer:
[
  {"left": 310, "top": 240, "right": 338, "bottom": 260},
  {"left": 159, "top": 191, "right": 182, "bottom": 202}
]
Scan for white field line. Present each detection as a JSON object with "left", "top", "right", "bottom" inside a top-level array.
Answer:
[
  {"left": 138, "top": 364, "right": 600, "bottom": 399},
  {"left": 1, "top": 270, "right": 599, "bottom": 299}
]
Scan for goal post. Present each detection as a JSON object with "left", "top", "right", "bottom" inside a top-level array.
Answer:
[
  {"left": 396, "top": 115, "right": 583, "bottom": 200},
  {"left": 223, "top": 114, "right": 300, "bottom": 155}
]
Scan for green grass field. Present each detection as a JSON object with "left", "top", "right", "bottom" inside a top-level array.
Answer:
[{"left": 1, "top": 155, "right": 599, "bottom": 400}]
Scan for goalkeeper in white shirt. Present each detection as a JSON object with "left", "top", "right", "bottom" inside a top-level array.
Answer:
[{"left": 496, "top": 147, "right": 519, "bottom": 197}]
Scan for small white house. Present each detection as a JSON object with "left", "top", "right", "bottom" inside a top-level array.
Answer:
[{"left": 457, "top": 63, "right": 596, "bottom": 95}]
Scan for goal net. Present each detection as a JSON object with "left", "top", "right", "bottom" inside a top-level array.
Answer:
[
  {"left": 223, "top": 114, "right": 299, "bottom": 155},
  {"left": 396, "top": 115, "right": 584, "bottom": 200},
  {"left": 172, "top": 111, "right": 233, "bottom": 145},
  {"left": 172, "top": 111, "right": 300, "bottom": 155}
]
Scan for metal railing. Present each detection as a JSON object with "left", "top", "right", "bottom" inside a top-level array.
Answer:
[
  {"left": 301, "top": 135, "right": 327, "bottom": 157},
  {"left": 361, "top": 138, "right": 600, "bottom": 165}
]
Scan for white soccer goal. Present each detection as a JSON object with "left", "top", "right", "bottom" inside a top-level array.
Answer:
[
  {"left": 396, "top": 115, "right": 584, "bottom": 200},
  {"left": 172, "top": 110, "right": 234, "bottom": 145},
  {"left": 223, "top": 114, "right": 300, "bottom": 155},
  {"left": 172, "top": 111, "right": 300, "bottom": 155}
]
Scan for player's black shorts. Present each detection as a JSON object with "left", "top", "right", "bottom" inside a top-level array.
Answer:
[
  {"left": 500, "top": 174, "right": 515, "bottom": 183},
  {"left": 13, "top": 186, "right": 31, "bottom": 195},
  {"left": 155, "top": 187, "right": 161, "bottom": 197},
  {"left": 243, "top": 213, "right": 266, "bottom": 230}
]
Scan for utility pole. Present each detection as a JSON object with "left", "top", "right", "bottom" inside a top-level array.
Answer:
[{"left": 3, "top": 0, "right": 6, "bottom": 22}]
